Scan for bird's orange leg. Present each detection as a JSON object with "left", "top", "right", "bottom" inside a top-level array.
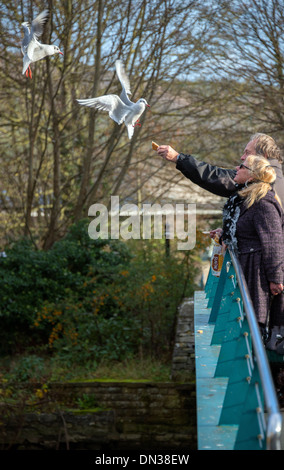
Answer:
[
  {"left": 133, "top": 119, "right": 141, "bottom": 128},
  {"left": 25, "top": 65, "right": 32, "bottom": 79}
]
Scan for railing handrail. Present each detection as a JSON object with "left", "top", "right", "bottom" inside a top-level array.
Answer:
[{"left": 228, "top": 248, "right": 282, "bottom": 450}]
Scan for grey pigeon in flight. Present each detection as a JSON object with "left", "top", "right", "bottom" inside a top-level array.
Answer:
[
  {"left": 21, "top": 9, "right": 63, "bottom": 79},
  {"left": 77, "top": 60, "right": 150, "bottom": 139}
]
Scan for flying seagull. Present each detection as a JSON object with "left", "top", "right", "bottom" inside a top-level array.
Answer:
[
  {"left": 21, "top": 9, "right": 63, "bottom": 79},
  {"left": 77, "top": 60, "right": 150, "bottom": 139}
]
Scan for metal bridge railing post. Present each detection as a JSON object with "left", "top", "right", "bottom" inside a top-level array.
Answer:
[{"left": 228, "top": 248, "right": 282, "bottom": 450}]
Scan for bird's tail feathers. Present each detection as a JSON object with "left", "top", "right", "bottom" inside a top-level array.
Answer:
[
  {"left": 126, "top": 124, "right": 134, "bottom": 140},
  {"left": 22, "top": 57, "right": 30, "bottom": 75}
]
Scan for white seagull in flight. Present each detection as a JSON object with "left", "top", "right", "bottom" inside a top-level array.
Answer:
[
  {"left": 77, "top": 60, "right": 150, "bottom": 139},
  {"left": 21, "top": 9, "right": 63, "bottom": 79}
]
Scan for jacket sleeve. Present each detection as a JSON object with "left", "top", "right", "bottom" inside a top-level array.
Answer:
[
  {"left": 253, "top": 198, "right": 284, "bottom": 283},
  {"left": 176, "top": 153, "right": 237, "bottom": 198}
]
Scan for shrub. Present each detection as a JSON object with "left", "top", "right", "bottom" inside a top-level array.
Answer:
[
  {"left": 0, "top": 220, "right": 198, "bottom": 363},
  {"left": 6, "top": 355, "right": 46, "bottom": 383},
  {"left": 0, "top": 219, "right": 131, "bottom": 354}
]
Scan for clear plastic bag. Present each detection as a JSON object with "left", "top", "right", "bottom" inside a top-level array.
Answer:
[{"left": 211, "top": 234, "right": 224, "bottom": 277}]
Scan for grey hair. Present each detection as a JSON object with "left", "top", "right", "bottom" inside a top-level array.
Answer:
[{"left": 250, "top": 133, "right": 283, "bottom": 163}]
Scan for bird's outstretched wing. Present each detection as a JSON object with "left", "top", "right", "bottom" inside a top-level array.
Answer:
[
  {"left": 30, "top": 10, "right": 49, "bottom": 40},
  {"left": 77, "top": 94, "right": 130, "bottom": 125},
  {"left": 115, "top": 60, "right": 133, "bottom": 106},
  {"left": 21, "top": 23, "right": 31, "bottom": 53}
]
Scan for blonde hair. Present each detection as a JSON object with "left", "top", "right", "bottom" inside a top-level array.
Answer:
[{"left": 238, "top": 154, "right": 281, "bottom": 208}]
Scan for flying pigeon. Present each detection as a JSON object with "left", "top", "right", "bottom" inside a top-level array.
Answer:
[
  {"left": 77, "top": 60, "right": 150, "bottom": 139},
  {"left": 21, "top": 9, "right": 63, "bottom": 79}
]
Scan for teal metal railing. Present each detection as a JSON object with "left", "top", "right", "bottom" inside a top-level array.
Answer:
[{"left": 195, "top": 248, "right": 282, "bottom": 450}]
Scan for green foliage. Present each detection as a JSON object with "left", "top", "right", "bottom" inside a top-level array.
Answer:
[
  {"left": 0, "top": 219, "right": 130, "bottom": 353},
  {"left": 6, "top": 355, "right": 46, "bottom": 383},
  {"left": 0, "top": 220, "right": 197, "bottom": 365},
  {"left": 76, "top": 394, "right": 99, "bottom": 410}
]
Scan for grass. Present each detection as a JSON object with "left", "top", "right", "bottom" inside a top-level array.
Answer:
[
  {"left": 69, "top": 357, "right": 172, "bottom": 382},
  {"left": 0, "top": 354, "right": 174, "bottom": 384},
  {"left": 0, "top": 355, "right": 194, "bottom": 418}
]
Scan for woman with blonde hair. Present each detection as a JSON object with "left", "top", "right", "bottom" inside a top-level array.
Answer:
[{"left": 217, "top": 155, "right": 284, "bottom": 348}]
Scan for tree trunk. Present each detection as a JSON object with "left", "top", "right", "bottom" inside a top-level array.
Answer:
[{"left": 73, "top": 0, "right": 103, "bottom": 221}]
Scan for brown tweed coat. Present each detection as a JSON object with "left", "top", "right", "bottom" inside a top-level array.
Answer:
[{"left": 235, "top": 190, "right": 284, "bottom": 325}]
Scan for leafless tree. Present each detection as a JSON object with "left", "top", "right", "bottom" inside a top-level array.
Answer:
[
  {"left": 1, "top": 0, "right": 215, "bottom": 247},
  {"left": 2, "top": 0, "right": 282, "bottom": 248}
]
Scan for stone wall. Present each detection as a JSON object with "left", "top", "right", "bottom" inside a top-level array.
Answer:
[
  {"left": 171, "top": 298, "right": 195, "bottom": 380},
  {"left": 1, "top": 381, "right": 197, "bottom": 451},
  {"left": 1, "top": 298, "right": 197, "bottom": 451}
]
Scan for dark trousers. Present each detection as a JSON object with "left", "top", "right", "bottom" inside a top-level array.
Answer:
[{"left": 270, "top": 293, "right": 284, "bottom": 327}]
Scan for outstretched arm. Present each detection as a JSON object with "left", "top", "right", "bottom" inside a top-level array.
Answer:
[{"left": 157, "top": 145, "right": 237, "bottom": 198}]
